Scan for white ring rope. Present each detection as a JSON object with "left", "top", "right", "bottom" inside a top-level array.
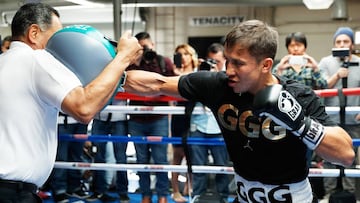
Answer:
[
  {"left": 58, "top": 93, "right": 360, "bottom": 179},
  {"left": 102, "top": 105, "right": 207, "bottom": 115},
  {"left": 54, "top": 162, "right": 360, "bottom": 177},
  {"left": 102, "top": 105, "right": 360, "bottom": 115},
  {"left": 55, "top": 162, "right": 234, "bottom": 174}
]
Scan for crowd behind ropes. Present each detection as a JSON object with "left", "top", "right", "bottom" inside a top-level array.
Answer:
[{"left": 0, "top": 3, "right": 359, "bottom": 203}]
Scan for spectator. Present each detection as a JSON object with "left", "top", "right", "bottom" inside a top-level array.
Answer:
[
  {"left": 49, "top": 114, "right": 90, "bottom": 202},
  {"left": 173, "top": 44, "right": 198, "bottom": 75},
  {"left": 126, "top": 32, "right": 176, "bottom": 203},
  {"left": 0, "top": 2, "right": 140, "bottom": 202},
  {"left": 1, "top": 35, "right": 11, "bottom": 54},
  {"left": 170, "top": 43, "right": 198, "bottom": 202},
  {"left": 190, "top": 42, "right": 230, "bottom": 203},
  {"left": 205, "top": 43, "right": 226, "bottom": 72},
  {"left": 274, "top": 32, "right": 327, "bottom": 90},
  {"left": 87, "top": 98, "right": 130, "bottom": 202},
  {"left": 318, "top": 26, "right": 360, "bottom": 199}
]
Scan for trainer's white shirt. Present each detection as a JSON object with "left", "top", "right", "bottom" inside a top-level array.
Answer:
[{"left": 0, "top": 42, "right": 81, "bottom": 187}]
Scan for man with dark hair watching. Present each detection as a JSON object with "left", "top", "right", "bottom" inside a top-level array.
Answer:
[
  {"left": 126, "top": 31, "right": 175, "bottom": 203},
  {"left": 274, "top": 32, "right": 327, "bottom": 90},
  {"left": 206, "top": 42, "right": 226, "bottom": 72}
]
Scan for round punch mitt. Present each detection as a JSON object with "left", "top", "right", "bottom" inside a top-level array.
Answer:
[
  {"left": 46, "top": 25, "right": 126, "bottom": 107},
  {"left": 46, "top": 24, "right": 116, "bottom": 86}
]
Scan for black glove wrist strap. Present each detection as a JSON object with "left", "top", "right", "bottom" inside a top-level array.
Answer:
[{"left": 296, "top": 117, "right": 325, "bottom": 150}]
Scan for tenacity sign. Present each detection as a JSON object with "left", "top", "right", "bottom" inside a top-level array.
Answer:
[{"left": 189, "top": 16, "right": 244, "bottom": 27}]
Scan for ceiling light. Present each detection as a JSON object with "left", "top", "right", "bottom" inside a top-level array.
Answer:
[
  {"left": 64, "top": 0, "right": 107, "bottom": 7},
  {"left": 303, "top": 0, "right": 334, "bottom": 10}
]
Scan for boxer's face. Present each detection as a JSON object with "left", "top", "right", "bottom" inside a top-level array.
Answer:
[{"left": 225, "top": 44, "right": 262, "bottom": 94}]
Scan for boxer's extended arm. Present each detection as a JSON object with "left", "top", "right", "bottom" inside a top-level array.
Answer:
[
  {"left": 61, "top": 31, "right": 142, "bottom": 124},
  {"left": 315, "top": 126, "right": 354, "bottom": 166},
  {"left": 253, "top": 84, "right": 354, "bottom": 166},
  {"left": 124, "top": 70, "right": 182, "bottom": 98}
]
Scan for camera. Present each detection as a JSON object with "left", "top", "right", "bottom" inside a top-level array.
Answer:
[
  {"left": 288, "top": 55, "right": 307, "bottom": 66},
  {"left": 332, "top": 48, "right": 350, "bottom": 58},
  {"left": 199, "top": 58, "right": 217, "bottom": 71},
  {"left": 143, "top": 45, "right": 157, "bottom": 61},
  {"left": 332, "top": 47, "right": 356, "bottom": 68}
]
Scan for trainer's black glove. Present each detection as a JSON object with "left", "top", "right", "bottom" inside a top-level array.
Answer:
[{"left": 253, "top": 84, "right": 325, "bottom": 149}]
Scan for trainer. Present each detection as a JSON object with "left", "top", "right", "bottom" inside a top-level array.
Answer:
[
  {"left": 0, "top": 3, "right": 141, "bottom": 202},
  {"left": 124, "top": 19, "right": 355, "bottom": 203}
]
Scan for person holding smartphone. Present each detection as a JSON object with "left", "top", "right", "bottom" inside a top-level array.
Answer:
[
  {"left": 273, "top": 32, "right": 327, "bottom": 90},
  {"left": 318, "top": 26, "right": 360, "bottom": 201}
]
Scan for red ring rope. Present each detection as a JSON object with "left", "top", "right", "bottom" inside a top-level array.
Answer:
[{"left": 116, "top": 87, "right": 360, "bottom": 102}]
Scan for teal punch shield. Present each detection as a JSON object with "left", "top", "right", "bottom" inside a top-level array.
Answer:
[{"left": 46, "top": 25, "right": 123, "bottom": 106}]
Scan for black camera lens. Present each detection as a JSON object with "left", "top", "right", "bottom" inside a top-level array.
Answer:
[
  {"left": 143, "top": 45, "right": 157, "bottom": 61},
  {"left": 199, "top": 58, "right": 217, "bottom": 71}
]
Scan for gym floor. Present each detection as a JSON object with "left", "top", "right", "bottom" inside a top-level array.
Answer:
[{"left": 41, "top": 192, "right": 237, "bottom": 203}]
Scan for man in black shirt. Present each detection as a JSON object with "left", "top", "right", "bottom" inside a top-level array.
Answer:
[{"left": 123, "top": 20, "right": 354, "bottom": 203}]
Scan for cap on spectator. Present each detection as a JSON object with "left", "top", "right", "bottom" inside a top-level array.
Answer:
[{"left": 333, "top": 27, "right": 354, "bottom": 43}]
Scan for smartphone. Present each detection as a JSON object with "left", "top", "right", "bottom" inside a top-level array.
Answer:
[
  {"left": 173, "top": 53, "right": 182, "bottom": 68},
  {"left": 288, "top": 55, "right": 307, "bottom": 66}
]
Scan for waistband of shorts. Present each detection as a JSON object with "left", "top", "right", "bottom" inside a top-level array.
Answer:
[
  {"left": 0, "top": 179, "right": 38, "bottom": 193},
  {"left": 234, "top": 173, "right": 312, "bottom": 203}
]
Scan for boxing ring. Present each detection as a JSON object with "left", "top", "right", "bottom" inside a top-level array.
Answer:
[{"left": 55, "top": 87, "right": 360, "bottom": 178}]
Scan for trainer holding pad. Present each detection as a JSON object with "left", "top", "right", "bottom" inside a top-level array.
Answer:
[
  {"left": 0, "top": 3, "right": 142, "bottom": 202},
  {"left": 253, "top": 84, "right": 325, "bottom": 150}
]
